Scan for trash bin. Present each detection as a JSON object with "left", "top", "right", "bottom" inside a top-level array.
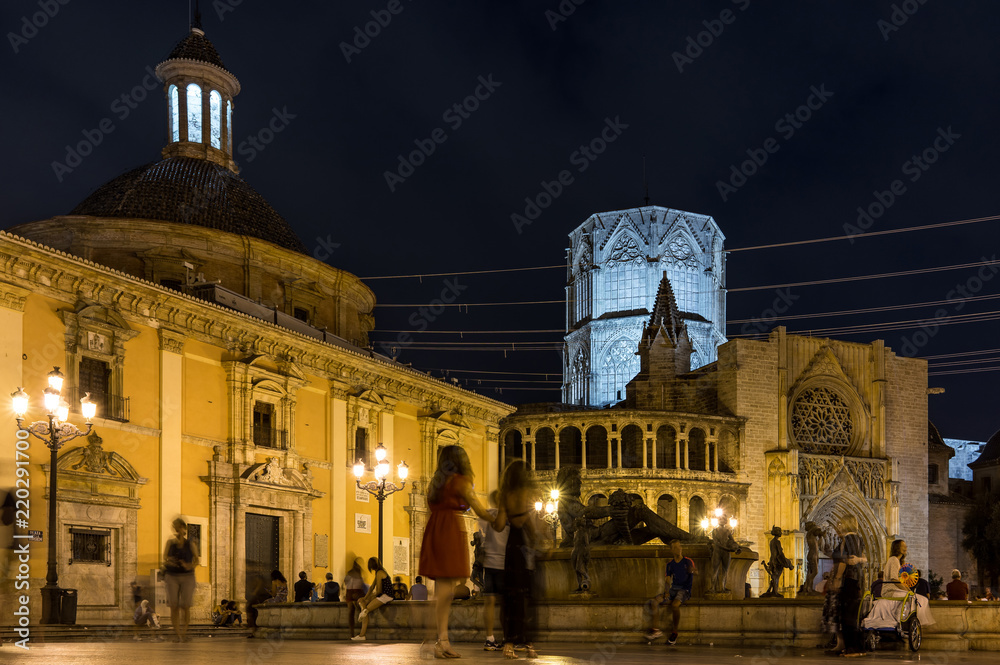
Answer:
[{"left": 60, "top": 589, "right": 78, "bottom": 625}]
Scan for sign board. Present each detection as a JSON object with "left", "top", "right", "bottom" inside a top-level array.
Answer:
[
  {"left": 28, "top": 530, "right": 43, "bottom": 542},
  {"left": 393, "top": 537, "right": 410, "bottom": 576},
  {"left": 354, "top": 513, "right": 371, "bottom": 534},
  {"left": 355, "top": 486, "right": 370, "bottom": 503}
]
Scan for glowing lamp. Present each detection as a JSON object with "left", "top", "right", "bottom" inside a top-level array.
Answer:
[
  {"left": 729, "top": 517, "right": 738, "bottom": 529},
  {"left": 700, "top": 518, "right": 709, "bottom": 531},
  {"left": 710, "top": 517, "right": 720, "bottom": 529},
  {"left": 397, "top": 461, "right": 409, "bottom": 480},
  {"left": 375, "top": 462, "right": 389, "bottom": 480},
  {"left": 11, "top": 388, "right": 28, "bottom": 418},
  {"left": 56, "top": 401, "right": 70, "bottom": 423},
  {"left": 353, "top": 460, "right": 365, "bottom": 479},
  {"left": 43, "top": 387, "right": 60, "bottom": 414},
  {"left": 375, "top": 443, "right": 388, "bottom": 463},
  {"left": 715, "top": 507, "right": 724, "bottom": 518},
  {"left": 534, "top": 501, "right": 543, "bottom": 513},
  {"left": 550, "top": 489, "right": 559, "bottom": 501},
  {"left": 47, "top": 367, "right": 65, "bottom": 393},
  {"left": 80, "top": 392, "right": 97, "bottom": 421},
  {"left": 545, "top": 500, "right": 556, "bottom": 515}
]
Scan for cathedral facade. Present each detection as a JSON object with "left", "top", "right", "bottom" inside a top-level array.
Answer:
[
  {"left": 563, "top": 206, "right": 727, "bottom": 407},
  {"left": 1, "top": 25, "right": 511, "bottom": 622},
  {"left": 508, "top": 274, "right": 929, "bottom": 596}
]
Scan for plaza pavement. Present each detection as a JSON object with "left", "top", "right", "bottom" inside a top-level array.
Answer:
[{"left": 2, "top": 634, "right": 993, "bottom": 664}]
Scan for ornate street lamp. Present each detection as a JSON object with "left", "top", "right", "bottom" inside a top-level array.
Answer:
[
  {"left": 700, "top": 506, "right": 738, "bottom": 533},
  {"left": 12, "top": 367, "right": 97, "bottom": 624},
  {"left": 535, "top": 488, "right": 560, "bottom": 544},
  {"left": 353, "top": 443, "right": 407, "bottom": 564}
]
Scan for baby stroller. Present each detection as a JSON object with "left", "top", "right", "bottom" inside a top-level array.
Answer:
[{"left": 858, "top": 589, "right": 921, "bottom": 652}]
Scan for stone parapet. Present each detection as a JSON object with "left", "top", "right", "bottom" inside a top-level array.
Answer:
[{"left": 254, "top": 599, "right": 1000, "bottom": 651}]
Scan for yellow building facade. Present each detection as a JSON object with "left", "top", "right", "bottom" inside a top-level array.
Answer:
[{"left": 0, "top": 25, "right": 511, "bottom": 623}]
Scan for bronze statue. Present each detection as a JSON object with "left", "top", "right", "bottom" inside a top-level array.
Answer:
[
  {"left": 761, "top": 525, "right": 794, "bottom": 598},
  {"left": 707, "top": 522, "right": 741, "bottom": 594},
  {"left": 591, "top": 489, "right": 690, "bottom": 546},
  {"left": 555, "top": 467, "right": 609, "bottom": 591},
  {"left": 801, "top": 522, "right": 824, "bottom": 596}
]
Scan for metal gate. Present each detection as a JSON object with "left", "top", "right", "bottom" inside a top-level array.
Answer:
[{"left": 245, "top": 513, "right": 279, "bottom": 599}]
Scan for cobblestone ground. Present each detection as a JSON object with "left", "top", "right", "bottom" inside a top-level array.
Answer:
[{"left": 2, "top": 636, "right": 995, "bottom": 665}]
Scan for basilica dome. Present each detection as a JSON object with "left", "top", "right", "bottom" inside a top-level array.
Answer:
[{"left": 71, "top": 157, "right": 307, "bottom": 253}]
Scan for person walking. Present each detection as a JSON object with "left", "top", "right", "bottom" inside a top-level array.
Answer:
[
  {"left": 352, "top": 557, "right": 395, "bottom": 641},
  {"left": 645, "top": 539, "right": 695, "bottom": 645},
  {"left": 828, "top": 515, "right": 867, "bottom": 657},
  {"left": 493, "top": 460, "right": 539, "bottom": 660},
  {"left": 418, "top": 444, "right": 496, "bottom": 658},
  {"left": 344, "top": 559, "right": 366, "bottom": 637},
  {"left": 162, "top": 517, "right": 199, "bottom": 642},
  {"left": 478, "top": 490, "right": 509, "bottom": 651},
  {"left": 246, "top": 575, "right": 272, "bottom": 638}
]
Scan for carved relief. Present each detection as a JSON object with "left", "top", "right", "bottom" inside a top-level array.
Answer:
[{"left": 71, "top": 431, "right": 116, "bottom": 476}]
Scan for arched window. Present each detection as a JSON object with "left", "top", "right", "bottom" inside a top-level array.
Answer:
[
  {"left": 602, "top": 338, "right": 639, "bottom": 406},
  {"left": 559, "top": 427, "right": 582, "bottom": 467},
  {"left": 168, "top": 85, "right": 179, "bottom": 142},
  {"left": 689, "top": 428, "right": 707, "bottom": 471},
  {"left": 621, "top": 424, "right": 643, "bottom": 468},
  {"left": 209, "top": 90, "right": 222, "bottom": 149},
  {"left": 656, "top": 425, "right": 676, "bottom": 469},
  {"left": 186, "top": 83, "right": 202, "bottom": 144},
  {"left": 535, "top": 428, "right": 556, "bottom": 470},
  {"left": 226, "top": 100, "right": 233, "bottom": 151},
  {"left": 657, "top": 494, "right": 677, "bottom": 525},
  {"left": 606, "top": 234, "right": 645, "bottom": 312},
  {"left": 586, "top": 426, "right": 608, "bottom": 469},
  {"left": 689, "top": 495, "right": 707, "bottom": 534},
  {"left": 502, "top": 430, "right": 522, "bottom": 474}
]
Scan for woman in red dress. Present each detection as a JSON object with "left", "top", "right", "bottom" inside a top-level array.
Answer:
[{"left": 419, "top": 444, "right": 496, "bottom": 658}]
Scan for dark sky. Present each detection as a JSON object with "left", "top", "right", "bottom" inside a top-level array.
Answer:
[{"left": 3, "top": 1, "right": 999, "bottom": 442}]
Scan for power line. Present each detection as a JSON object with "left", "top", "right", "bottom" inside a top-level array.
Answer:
[{"left": 359, "top": 213, "right": 1000, "bottom": 280}]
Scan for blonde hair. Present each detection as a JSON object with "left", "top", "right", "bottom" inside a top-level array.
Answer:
[{"left": 838, "top": 514, "right": 858, "bottom": 533}]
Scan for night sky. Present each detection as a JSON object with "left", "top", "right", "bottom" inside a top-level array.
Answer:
[{"left": 3, "top": 1, "right": 998, "bottom": 443}]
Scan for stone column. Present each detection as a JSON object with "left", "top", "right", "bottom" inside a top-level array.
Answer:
[
  {"left": 615, "top": 437, "right": 621, "bottom": 468},
  {"left": 234, "top": 502, "right": 246, "bottom": 603},
  {"left": 330, "top": 381, "right": 349, "bottom": 581},
  {"left": 675, "top": 437, "right": 681, "bottom": 469},
  {"left": 581, "top": 435, "right": 587, "bottom": 470},
  {"left": 642, "top": 438, "right": 648, "bottom": 469},
  {"left": 712, "top": 441, "right": 719, "bottom": 472},
  {"left": 682, "top": 438, "right": 689, "bottom": 470},
  {"left": 293, "top": 511, "right": 304, "bottom": 576},
  {"left": 554, "top": 434, "right": 560, "bottom": 470},
  {"left": 607, "top": 437, "right": 614, "bottom": 469}
]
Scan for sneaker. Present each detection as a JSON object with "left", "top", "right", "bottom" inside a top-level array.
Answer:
[
  {"left": 667, "top": 632, "right": 678, "bottom": 645},
  {"left": 483, "top": 639, "right": 500, "bottom": 651},
  {"left": 351, "top": 635, "right": 366, "bottom": 641},
  {"left": 645, "top": 629, "right": 663, "bottom": 641}
]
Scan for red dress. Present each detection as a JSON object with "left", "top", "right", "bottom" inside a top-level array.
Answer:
[{"left": 419, "top": 474, "right": 472, "bottom": 580}]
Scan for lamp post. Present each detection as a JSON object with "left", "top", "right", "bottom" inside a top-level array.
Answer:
[
  {"left": 700, "top": 506, "right": 738, "bottom": 533},
  {"left": 353, "top": 443, "right": 408, "bottom": 564},
  {"left": 12, "top": 367, "right": 97, "bottom": 624},
  {"left": 535, "top": 488, "right": 560, "bottom": 545}
]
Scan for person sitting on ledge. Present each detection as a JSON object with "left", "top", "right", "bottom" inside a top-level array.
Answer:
[
  {"left": 352, "top": 557, "right": 394, "bottom": 641},
  {"left": 946, "top": 569, "right": 969, "bottom": 600}
]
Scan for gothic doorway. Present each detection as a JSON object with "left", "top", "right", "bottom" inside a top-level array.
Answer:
[{"left": 245, "top": 513, "right": 279, "bottom": 598}]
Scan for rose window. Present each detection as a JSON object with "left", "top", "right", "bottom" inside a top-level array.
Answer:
[{"left": 791, "top": 387, "right": 854, "bottom": 454}]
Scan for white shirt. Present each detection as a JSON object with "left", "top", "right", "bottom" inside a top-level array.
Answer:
[{"left": 478, "top": 508, "right": 509, "bottom": 570}]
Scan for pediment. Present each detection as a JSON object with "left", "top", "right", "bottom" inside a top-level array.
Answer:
[
  {"left": 242, "top": 458, "right": 312, "bottom": 490},
  {"left": 61, "top": 301, "right": 137, "bottom": 339},
  {"left": 56, "top": 431, "right": 147, "bottom": 484},
  {"left": 790, "top": 346, "right": 852, "bottom": 395}
]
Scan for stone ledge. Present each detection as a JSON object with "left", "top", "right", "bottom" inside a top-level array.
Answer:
[{"left": 254, "top": 600, "right": 1000, "bottom": 651}]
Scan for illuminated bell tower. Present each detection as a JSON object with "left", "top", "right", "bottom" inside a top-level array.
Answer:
[{"left": 155, "top": 16, "right": 241, "bottom": 172}]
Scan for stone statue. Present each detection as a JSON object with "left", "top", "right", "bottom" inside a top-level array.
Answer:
[
  {"left": 761, "top": 525, "right": 794, "bottom": 598},
  {"left": 707, "top": 523, "right": 741, "bottom": 595},
  {"left": 591, "top": 489, "right": 691, "bottom": 546},
  {"left": 555, "top": 467, "right": 610, "bottom": 592},
  {"left": 801, "top": 522, "right": 824, "bottom": 596}
]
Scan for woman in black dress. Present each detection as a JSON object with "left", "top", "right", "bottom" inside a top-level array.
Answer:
[{"left": 493, "top": 460, "right": 538, "bottom": 660}]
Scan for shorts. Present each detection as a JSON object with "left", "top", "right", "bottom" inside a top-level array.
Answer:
[
  {"left": 483, "top": 567, "right": 505, "bottom": 596},
  {"left": 165, "top": 573, "right": 196, "bottom": 609},
  {"left": 666, "top": 587, "right": 690, "bottom": 604}
]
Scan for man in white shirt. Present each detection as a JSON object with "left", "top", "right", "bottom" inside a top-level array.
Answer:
[{"left": 478, "top": 490, "right": 509, "bottom": 651}]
